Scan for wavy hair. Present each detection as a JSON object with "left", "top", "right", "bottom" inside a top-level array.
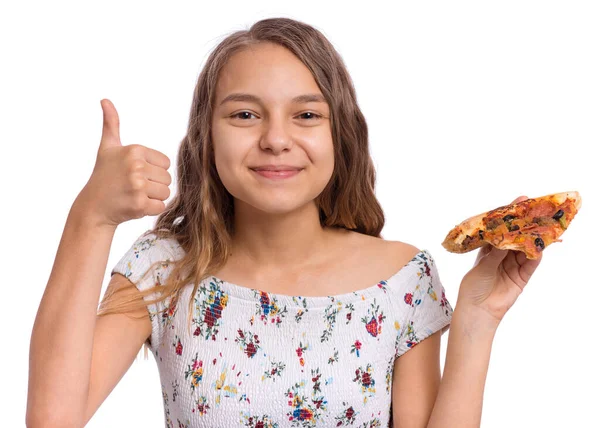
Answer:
[{"left": 97, "top": 17, "right": 385, "bottom": 360}]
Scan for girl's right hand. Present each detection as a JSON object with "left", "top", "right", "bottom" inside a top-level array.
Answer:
[{"left": 74, "top": 99, "right": 172, "bottom": 229}]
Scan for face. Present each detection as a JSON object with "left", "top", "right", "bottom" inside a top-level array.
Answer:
[{"left": 211, "top": 42, "right": 334, "bottom": 216}]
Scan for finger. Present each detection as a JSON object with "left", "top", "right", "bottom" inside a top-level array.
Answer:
[
  {"left": 515, "top": 249, "right": 529, "bottom": 266},
  {"left": 144, "top": 147, "right": 171, "bottom": 170},
  {"left": 510, "top": 195, "right": 529, "bottom": 205},
  {"left": 504, "top": 250, "right": 542, "bottom": 286},
  {"left": 144, "top": 163, "right": 172, "bottom": 186},
  {"left": 474, "top": 244, "right": 493, "bottom": 266},
  {"left": 145, "top": 180, "right": 171, "bottom": 201},
  {"left": 100, "top": 99, "right": 122, "bottom": 148},
  {"left": 503, "top": 251, "right": 527, "bottom": 287},
  {"left": 480, "top": 246, "right": 509, "bottom": 270},
  {"left": 517, "top": 250, "right": 543, "bottom": 282},
  {"left": 145, "top": 198, "right": 167, "bottom": 217}
]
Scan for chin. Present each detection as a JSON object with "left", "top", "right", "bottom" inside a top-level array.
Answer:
[
  {"left": 249, "top": 200, "right": 308, "bottom": 216},
  {"left": 234, "top": 191, "right": 317, "bottom": 217}
]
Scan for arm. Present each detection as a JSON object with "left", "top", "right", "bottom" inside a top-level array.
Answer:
[
  {"left": 27, "top": 99, "right": 171, "bottom": 427},
  {"left": 27, "top": 202, "right": 115, "bottom": 426},
  {"left": 425, "top": 301, "right": 499, "bottom": 428},
  {"left": 391, "top": 331, "right": 441, "bottom": 427},
  {"left": 26, "top": 200, "right": 152, "bottom": 427},
  {"left": 392, "top": 302, "right": 498, "bottom": 428}
]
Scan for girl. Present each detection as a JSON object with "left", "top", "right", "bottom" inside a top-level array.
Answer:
[{"left": 27, "top": 17, "right": 541, "bottom": 428}]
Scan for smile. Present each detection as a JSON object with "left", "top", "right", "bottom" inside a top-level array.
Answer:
[{"left": 251, "top": 169, "right": 303, "bottom": 179}]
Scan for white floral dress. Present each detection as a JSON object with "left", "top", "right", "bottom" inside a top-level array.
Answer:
[{"left": 111, "top": 230, "right": 454, "bottom": 427}]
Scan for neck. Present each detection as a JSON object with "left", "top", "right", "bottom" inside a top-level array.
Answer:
[{"left": 230, "top": 200, "right": 336, "bottom": 271}]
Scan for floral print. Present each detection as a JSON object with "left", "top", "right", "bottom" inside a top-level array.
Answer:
[
  {"left": 296, "top": 341, "right": 309, "bottom": 367},
  {"left": 255, "top": 290, "right": 288, "bottom": 326},
  {"left": 352, "top": 363, "right": 376, "bottom": 404},
  {"left": 335, "top": 403, "right": 359, "bottom": 425},
  {"left": 320, "top": 302, "right": 341, "bottom": 342},
  {"left": 192, "top": 278, "right": 229, "bottom": 341},
  {"left": 350, "top": 340, "right": 362, "bottom": 357},
  {"left": 240, "top": 413, "right": 280, "bottom": 427},
  {"left": 110, "top": 230, "right": 454, "bottom": 427},
  {"left": 184, "top": 352, "right": 204, "bottom": 393},
  {"left": 262, "top": 360, "right": 286, "bottom": 381},
  {"left": 285, "top": 369, "right": 328, "bottom": 427},
  {"left": 361, "top": 299, "right": 386, "bottom": 338},
  {"left": 327, "top": 349, "right": 339, "bottom": 365},
  {"left": 235, "top": 329, "right": 262, "bottom": 358}
]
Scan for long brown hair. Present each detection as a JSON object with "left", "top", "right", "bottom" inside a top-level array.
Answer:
[{"left": 97, "top": 17, "right": 385, "bottom": 360}]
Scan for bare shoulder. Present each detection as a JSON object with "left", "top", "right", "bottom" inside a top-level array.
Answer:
[
  {"left": 340, "top": 229, "right": 422, "bottom": 273},
  {"left": 381, "top": 238, "right": 421, "bottom": 257},
  {"left": 351, "top": 230, "right": 420, "bottom": 254},
  {"left": 378, "top": 238, "right": 422, "bottom": 268}
]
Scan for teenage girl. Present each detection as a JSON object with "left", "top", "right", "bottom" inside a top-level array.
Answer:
[{"left": 27, "top": 17, "right": 541, "bottom": 428}]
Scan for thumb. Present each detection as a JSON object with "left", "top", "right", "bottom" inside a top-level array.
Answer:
[{"left": 99, "top": 99, "right": 122, "bottom": 149}]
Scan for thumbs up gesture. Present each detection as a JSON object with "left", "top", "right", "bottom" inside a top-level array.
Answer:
[{"left": 75, "top": 99, "right": 172, "bottom": 228}]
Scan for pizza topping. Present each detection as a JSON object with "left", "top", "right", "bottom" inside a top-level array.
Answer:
[
  {"left": 558, "top": 217, "right": 567, "bottom": 229},
  {"left": 552, "top": 209, "right": 568, "bottom": 229},
  {"left": 486, "top": 217, "right": 503, "bottom": 230},
  {"left": 532, "top": 216, "right": 556, "bottom": 227},
  {"left": 535, "top": 237, "right": 545, "bottom": 250},
  {"left": 502, "top": 215, "right": 516, "bottom": 231},
  {"left": 462, "top": 235, "right": 474, "bottom": 247},
  {"left": 477, "top": 198, "right": 569, "bottom": 257},
  {"left": 528, "top": 199, "right": 556, "bottom": 218},
  {"left": 482, "top": 197, "right": 571, "bottom": 239}
]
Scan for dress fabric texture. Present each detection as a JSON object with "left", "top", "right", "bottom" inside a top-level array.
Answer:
[{"left": 111, "top": 230, "right": 454, "bottom": 427}]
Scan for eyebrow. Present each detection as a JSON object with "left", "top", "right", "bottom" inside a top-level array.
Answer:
[{"left": 219, "top": 92, "right": 327, "bottom": 106}]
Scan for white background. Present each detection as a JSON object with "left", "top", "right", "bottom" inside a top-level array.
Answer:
[{"left": 3, "top": 1, "right": 598, "bottom": 427}]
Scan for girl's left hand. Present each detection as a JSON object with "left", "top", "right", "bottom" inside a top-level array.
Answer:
[{"left": 456, "top": 196, "right": 544, "bottom": 324}]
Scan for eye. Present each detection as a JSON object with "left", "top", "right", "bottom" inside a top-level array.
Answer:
[
  {"left": 296, "top": 112, "right": 323, "bottom": 120},
  {"left": 229, "top": 111, "right": 324, "bottom": 120},
  {"left": 230, "top": 111, "right": 257, "bottom": 120}
]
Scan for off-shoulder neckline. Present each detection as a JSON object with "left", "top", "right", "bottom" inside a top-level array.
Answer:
[{"left": 199, "top": 249, "right": 432, "bottom": 309}]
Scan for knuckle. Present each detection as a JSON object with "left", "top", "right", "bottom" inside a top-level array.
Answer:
[
  {"left": 125, "top": 144, "right": 145, "bottom": 161},
  {"left": 129, "top": 158, "right": 146, "bottom": 172},
  {"left": 127, "top": 143, "right": 143, "bottom": 153},
  {"left": 128, "top": 176, "right": 146, "bottom": 191}
]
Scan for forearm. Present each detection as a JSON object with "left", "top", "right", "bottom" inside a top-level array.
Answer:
[
  {"left": 27, "top": 199, "right": 117, "bottom": 426},
  {"left": 427, "top": 301, "right": 500, "bottom": 428}
]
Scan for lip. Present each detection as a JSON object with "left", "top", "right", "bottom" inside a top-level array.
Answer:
[
  {"left": 251, "top": 165, "right": 303, "bottom": 171},
  {"left": 251, "top": 168, "right": 302, "bottom": 179}
]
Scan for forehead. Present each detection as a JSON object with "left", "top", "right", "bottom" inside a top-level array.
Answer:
[{"left": 214, "top": 42, "right": 324, "bottom": 105}]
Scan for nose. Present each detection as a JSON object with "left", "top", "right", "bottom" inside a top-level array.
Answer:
[{"left": 259, "top": 114, "right": 293, "bottom": 154}]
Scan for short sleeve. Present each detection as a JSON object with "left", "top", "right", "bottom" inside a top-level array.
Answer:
[
  {"left": 395, "top": 250, "right": 454, "bottom": 359},
  {"left": 110, "top": 229, "right": 183, "bottom": 353}
]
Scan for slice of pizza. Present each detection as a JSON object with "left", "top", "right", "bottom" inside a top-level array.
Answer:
[{"left": 442, "top": 191, "right": 582, "bottom": 260}]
